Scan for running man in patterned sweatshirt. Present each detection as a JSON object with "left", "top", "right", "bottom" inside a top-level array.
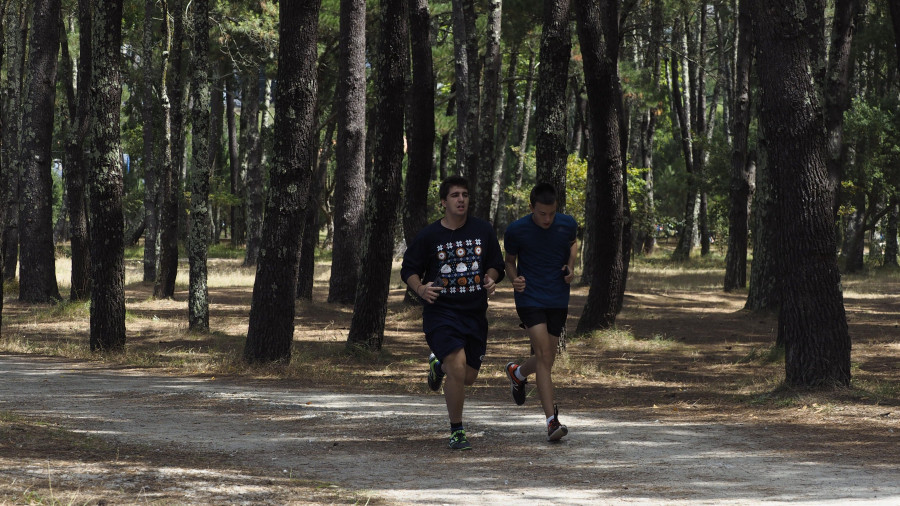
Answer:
[{"left": 400, "top": 175, "right": 505, "bottom": 450}]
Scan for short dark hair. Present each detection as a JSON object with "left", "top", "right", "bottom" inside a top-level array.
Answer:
[
  {"left": 530, "top": 182, "right": 558, "bottom": 207},
  {"left": 439, "top": 175, "right": 469, "bottom": 200}
]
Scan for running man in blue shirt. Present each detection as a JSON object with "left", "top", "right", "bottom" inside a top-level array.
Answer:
[
  {"left": 401, "top": 175, "right": 505, "bottom": 450},
  {"left": 503, "top": 183, "right": 578, "bottom": 441}
]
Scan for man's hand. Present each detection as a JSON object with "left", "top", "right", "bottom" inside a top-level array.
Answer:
[
  {"left": 418, "top": 282, "right": 442, "bottom": 304},
  {"left": 512, "top": 275, "right": 526, "bottom": 293},
  {"left": 483, "top": 275, "right": 497, "bottom": 296},
  {"left": 563, "top": 265, "right": 575, "bottom": 284}
]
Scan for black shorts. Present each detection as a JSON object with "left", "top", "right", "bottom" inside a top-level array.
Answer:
[
  {"left": 516, "top": 307, "right": 568, "bottom": 338},
  {"left": 425, "top": 320, "right": 487, "bottom": 371}
]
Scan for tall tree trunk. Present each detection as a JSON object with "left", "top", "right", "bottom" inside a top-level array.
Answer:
[
  {"left": 670, "top": 25, "right": 698, "bottom": 261},
  {"left": 890, "top": 0, "right": 900, "bottom": 76},
  {"left": 473, "top": 0, "right": 502, "bottom": 219},
  {"left": 575, "top": 0, "right": 626, "bottom": 333},
  {"left": 450, "top": 0, "right": 477, "bottom": 181},
  {"left": 2, "top": 0, "right": 26, "bottom": 283},
  {"left": 243, "top": 73, "right": 267, "bottom": 267},
  {"left": 188, "top": 0, "right": 211, "bottom": 332},
  {"left": 490, "top": 47, "right": 519, "bottom": 228},
  {"left": 884, "top": 196, "right": 899, "bottom": 268},
  {"left": 724, "top": 0, "right": 753, "bottom": 292},
  {"left": 824, "top": 0, "right": 864, "bottom": 213},
  {"left": 534, "top": 0, "right": 571, "bottom": 209},
  {"left": 141, "top": 0, "right": 159, "bottom": 284},
  {"left": 753, "top": 0, "right": 851, "bottom": 387},
  {"left": 89, "top": 0, "right": 126, "bottom": 352},
  {"left": 236, "top": 71, "right": 258, "bottom": 250},
  {"left": 209, "top": 60, "right": 225, "bottom": 241},
  {"left": 403, "top": 0, "right": 435, "bottom": 291},
  {"left": 226, "top": 73, "right": 242, "bottom": 246},
  {"left": 244, "top": 0, "right": 321, "bottom": 364},
  {"left": 347, "top": 0, "right": 407, "bottom": 351},
  {"left": 298, "top": 119, "right": 333, "bottom": 301},
  {"left": 61, "top": 0, "right": 92, "bottom": 300},
  {"left": 18, "top": 0, "right": 62, "bottom": 303},
  {"left": 155, "top": 0, "right": 184, "bottom": 299},
  {"left": 0, "top": 0, "right": 6, "bottom": 331},
  {"left": 328, "top": 0, "right": 367, "bottom": 305},
  {"left": 512, "top": 52, "right": 536, "bottom": 220}
]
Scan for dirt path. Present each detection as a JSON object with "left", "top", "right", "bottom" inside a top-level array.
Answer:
[{"left": 2, "top": 353, "right": 898, "bottom": 504}]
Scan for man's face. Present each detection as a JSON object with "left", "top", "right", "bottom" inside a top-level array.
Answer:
[
  {"left": 530, "top": 201, "right": 557, "bottom": 229},
  {"left": 442, "top": 185, "right": 469, "bottom": 218}
]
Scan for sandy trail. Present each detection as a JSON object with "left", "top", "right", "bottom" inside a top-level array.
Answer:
[{"left": 2, "top": 354, "right": 897, "bottom": 504}]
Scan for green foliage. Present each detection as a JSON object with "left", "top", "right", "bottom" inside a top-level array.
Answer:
[{"left": 565, "top": 155, "right": 587, "bottom": 228}]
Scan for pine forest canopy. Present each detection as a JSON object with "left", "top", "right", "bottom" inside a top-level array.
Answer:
[{"left": 0, "top": 0, "right": 898, "bottom": 387}]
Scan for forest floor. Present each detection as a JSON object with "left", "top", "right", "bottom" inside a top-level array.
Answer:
[{"left": 0, "top": 252, "right": 898, "bottom": 504}]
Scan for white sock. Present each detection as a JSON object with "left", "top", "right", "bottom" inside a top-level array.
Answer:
[
  {"left": 515, "top": 368, "right": 526, "bottom": 382},
  {"left": 547, "top": 415, "right": 556, "bottom": 425}
]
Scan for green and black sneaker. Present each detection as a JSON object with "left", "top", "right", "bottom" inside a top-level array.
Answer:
[
  {"left": 427, "top": 353, "right": 445, "bottom": 391},
  {"left": 448, "top": 428, "right": 472, "bottom": 450}
]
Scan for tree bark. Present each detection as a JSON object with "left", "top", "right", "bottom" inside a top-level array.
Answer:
[
  {"left": 89, "top": 0, "right": 126, "bottom": 352},
  {"left": 575, "top": 0, "right": 626, "bottom": 333},
  {"left": 141, "top": 0, "right": 159, "bottom": 284},
  {"left": 347, "top": 0, "right": 407, "bottom": 351},
  {"left": 824, "top": 0, "right": 864, "bottom": 213},
  {"left": 244, "top": 0, "right": 321, "bottom": 364},
  {"left": 155, "top": 0, "right": 184, "bottom": 299},
  {"left": 472, "top": 0, "right": 502, "bottom": 219},
  {"left": 243, "top": 73, "right": 268, "bottom": 267},
  {"left": 188, "top": 0, "right": 211, "bottom": 332},
  {"left": 297, "top": 118, "right": 333, "bottom": 301},
  {"left": 18, "top": 0, "right": 62, "bottom": 303},
  {"left": 534, "top": 0, "right": 571, "bottom": 209},
  {"left": 890, "top": 0, "right": 900, "bottom": 76},
  {"left": 403, "top": 0, "right": 435, "bottom": 289},
  {"left": 450, "top": 0, "right": 478, "bottom": 181},
  {"left": 226, "top": 73, "right": 243, "bottom": 246},
  {"left": 2, "top": 0, "right": 25, "bottom": 283},
  {"left": 328, "top": 0, "right": 367, "bottom": 305},
  {"left": 490, "top": 47, "right": 519, "bottom": 229},
  {"left": 884, "top": 196, "right": 899, "bottom": 268},
  {"left": 61, "top": 0, "right": 92, "bottom": 300},
  {"left": 724, "top": 0, "right": 753, "bottom": 291},
  {"left": 753, "top": 0, "right": 851, "bottom": 387},
  {"left": 670, "top": 24, "right": 698, "bottom": 261}
]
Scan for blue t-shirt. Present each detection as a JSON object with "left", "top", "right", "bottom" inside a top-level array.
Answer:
[
  {"left": 504, "top": 212, "right": 577, "bottom": 309},
  {"left": 401, "top": 217, "right": 505, "bottom": 332}
]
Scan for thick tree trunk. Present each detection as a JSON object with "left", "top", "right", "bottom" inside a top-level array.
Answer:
[
  {"left": 244, "top": 0, "right": 321, "bottom": 364},
  {"left": 575, "top": 0, "right": 626, "bottom": 333},
  {"left": 753, "top": 0, "right": 851, "bottom": 387},
  {"left": 472, "top": 0, "right": 502, "bottom": 219},
  {"left": 18, "top": 0, "right": 62, "bottom": 303},
  {"left": 890, "top": 0, "right": 900, "bottom": 75},
  {"left": 141, "top": 0, "right": 159, "bottom": 284},
  {"left": 243, "top": 74, "right": 268, "bottom": 267},
  {"left": 534, "top": 0, "right": 571, "bottom": 209},
  {"left": 840, "top": 193, "right": 866, "bottom": 272},
  {"left": 347, "top": 0, "right": 407, "bottom": 351},
  {"left": 89, "top": 0, "right": 126, "bottom": 352},
  {"left": 724, "top": 0, "right": 753, "bottom": 292},
  {"left": 155, "top": 0, "right": 185, "bottom": 299},
  {"left": 61, "top": 0, "right": 91, "bottom": 300},
  {"left": 2, "top": 0, "right": 26, "bottom": 284},
  {"left": 328, "top": 0, "right": 367, "bottom": 305},
  {"left": 0, "top": 0, "right": 6, "bottom": 332},
  {"left": 403, "top": 0, "right": 435, "bottom": 297},
  {"left": 188, "top": 0, "right": 211, "bottom": 332}
]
